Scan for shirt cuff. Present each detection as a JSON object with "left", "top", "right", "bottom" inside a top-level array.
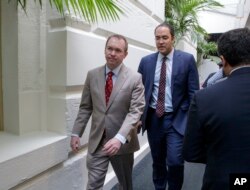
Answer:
[
  {"left": 115, "top": 134, "right": 126, "bottom": 144},
  {"left": 71, "top": 134, "right": 79, "bottom": 137}
]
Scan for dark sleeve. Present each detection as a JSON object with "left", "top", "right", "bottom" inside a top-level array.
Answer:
[
  {"left": 187, "top": 55, "right": 200, "bottom": 103},
  {"left": 202, "top": 72, "right": 215, "bottom": 88},
  {"left": 183, "top": 94, "right": 207, "bottom": 164},
  {"left": 138, "top": 58, "right": 143, "bottom": 75}
]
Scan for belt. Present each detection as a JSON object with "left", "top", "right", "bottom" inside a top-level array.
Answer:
[{"left": 148, "top": 107, "right": 173, "bottom": 115}]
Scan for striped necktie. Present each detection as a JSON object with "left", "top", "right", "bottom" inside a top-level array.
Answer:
[
  {"left": 156, "top": 57, "right": 167, "bottom": 117},
  {"left": 105, "top": 71, "right": 113, "bottom": 105}
]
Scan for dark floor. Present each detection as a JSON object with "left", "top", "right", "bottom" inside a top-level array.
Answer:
[{"left": 111, "top": 152, "right": 205, "bottom": 190}]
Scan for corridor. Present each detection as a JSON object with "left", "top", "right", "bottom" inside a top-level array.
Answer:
[{"left": 112, "top": 152, "right": 205, "bottom": 190}]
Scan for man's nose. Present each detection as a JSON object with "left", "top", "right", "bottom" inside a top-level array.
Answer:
[{"left": 110, "top": 50, "right": 116, "bottom": 55}]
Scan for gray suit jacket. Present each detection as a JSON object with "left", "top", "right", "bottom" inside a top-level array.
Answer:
[{"left": 72, "top": 64, "right": 145, "bottom": 154}]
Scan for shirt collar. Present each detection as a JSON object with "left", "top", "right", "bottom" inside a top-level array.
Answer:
[
  {"left": 105, "top": 63, "right": 122, "bottom": 76},
  {"left": 158, "top": 48, "right": 174, "bottom": 62},
  {"left": 230, "top": 65, "right": 250, "bottom": 75}
]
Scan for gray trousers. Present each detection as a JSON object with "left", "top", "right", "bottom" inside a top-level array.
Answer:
[{"left": 86, "top": 143, "right": 134, "bottom": 190}]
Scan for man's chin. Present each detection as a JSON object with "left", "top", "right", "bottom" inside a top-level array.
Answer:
[
  {"left": 158, "top": 48, "right": 166, "bottom": 53},
  {"left": 107, "top": 62, "right": 120, "bottom": 69}
]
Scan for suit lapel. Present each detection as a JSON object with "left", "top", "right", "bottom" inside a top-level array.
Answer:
[
  {"left": 97, "top": 66, "right": 106, "bottom": 107},
  {"left": 150, "top": 53, "right": 158, "bottom": 81},
  {"left": 106, "top": 64, "right": 127, "bottom": 110},
  {"left": 171, "top": 50, "right": 180, "bottom": 95},
  {"left": 148, "top": 53, "right": 158, "bottom": 92}
]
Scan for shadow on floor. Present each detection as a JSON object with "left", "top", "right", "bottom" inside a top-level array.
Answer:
[{"left": 111, "top": 152, "right": 205, "bottom": 190}]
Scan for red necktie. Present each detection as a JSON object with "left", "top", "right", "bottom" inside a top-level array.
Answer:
[
  {"left": 156, "top": 57, "right": 167, "bottom": 117},
  {"left": 105, "top": 71, "right": 113, "bottom": 105}
]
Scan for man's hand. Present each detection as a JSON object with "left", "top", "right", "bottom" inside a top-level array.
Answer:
[
  {"left": 70, "top": 136, "right": 81, "bottom": 153},
  {"left": 136, "top": 120, "right": 142, "bottom": 133},
  {"left": 102, "top": 138, "right": 122, "bottom": 156}
]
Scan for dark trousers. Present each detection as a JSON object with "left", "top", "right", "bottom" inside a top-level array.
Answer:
[{"left": 147, "top": 108, "right": 184, "bottom": 190}]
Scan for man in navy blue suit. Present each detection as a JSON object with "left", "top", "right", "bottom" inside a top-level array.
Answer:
[
  {"left": 183, "top": 28, "right": 250, "bottom": 190},
  {"left": 138, "top": 22, "right": 199, "bottom": 190}
]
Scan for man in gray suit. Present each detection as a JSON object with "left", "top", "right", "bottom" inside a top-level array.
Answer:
[{"left": 70, "top": 34, "right": 145, "bottom": 190}]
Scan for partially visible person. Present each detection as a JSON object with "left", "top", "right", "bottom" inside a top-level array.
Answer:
[
  {"left": 71, "top": 34, "right": 145, "bottom": 190},
  {"left": 201, "top": 72, "right": 216, "bottom": 88},
  {"left": 183, "top": 27, "right": 250, "bottom": 190},
  {"left": 138, "top": 22, "right": 199, "bottom": 190},
  {"left": 202, "top": 62, "right": 223, "bottom": 88},
  {"left": 206, "top": 61, "right": 227, "bottom": 87}
]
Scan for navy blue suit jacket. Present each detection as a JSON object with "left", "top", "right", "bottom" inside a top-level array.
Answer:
[
  {"left": 138, "top": 50, "right": 199, "bottom": 135},
  {"left": 183, "top": 67, "right": 250, "bottom": 189}
]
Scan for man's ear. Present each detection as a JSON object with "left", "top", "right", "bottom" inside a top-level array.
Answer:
[
  {"left": 220, "top": 56, "right": 231, "bottom": 76},
  {"left": 220, "top": 56, "right": 226, "bottom": 66}
]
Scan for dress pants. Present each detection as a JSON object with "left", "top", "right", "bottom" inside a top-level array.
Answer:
[
  {"left": 86, "top": 138, "right": 134, "bottom": 190},
  {"left": 147, "top": 108, "right": 184, "bottom": 190}
]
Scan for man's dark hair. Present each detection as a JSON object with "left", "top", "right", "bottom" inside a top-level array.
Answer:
[
  {"left": 155, "top": 22, "right": 175, "bottom": 37},
  {"left": 217, "top": 27, "right": 250, "bottom": 67},
  {"left": 105, "top": 34, "right": 128, "bottom": 52}
]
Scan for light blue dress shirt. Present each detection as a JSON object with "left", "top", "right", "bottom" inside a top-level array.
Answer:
[
  {"left": 207, "top": 68, "right": 224, "bottom": 87},
  {"left": 149, "top": 49, "right": 174, "bottom": 112},
  {"left": 105, "top": 64, "right": 122, "bottom": 84}
]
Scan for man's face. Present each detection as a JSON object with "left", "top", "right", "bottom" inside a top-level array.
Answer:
[
  {"left": 105, "top": 37, "right": 128, "bottom": 70},
  {"left": 155, "top": 26, "right": 174, "bottom": 56}
]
